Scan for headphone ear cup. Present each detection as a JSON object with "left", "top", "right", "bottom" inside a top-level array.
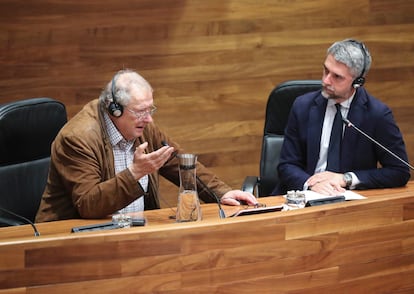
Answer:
[
  {"left": 108, "top": 101, "right": 123, "bottom": 117},
  {"left": 352, "top": 76, "right": 365, "bottom": 88},
  {"left": 108, "top": 74, "right": 123, "bottom": 117}
]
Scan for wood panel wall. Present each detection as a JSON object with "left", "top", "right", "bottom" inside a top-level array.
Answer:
[{"left": 1, "top": 0, "right": 414, "bottom": 205}]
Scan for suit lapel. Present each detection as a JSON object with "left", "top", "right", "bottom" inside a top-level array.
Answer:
[{"left": 307, "top": 94, "right": 327, "bottom": 172}]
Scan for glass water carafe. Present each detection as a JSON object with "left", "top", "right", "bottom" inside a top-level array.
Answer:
[{"left": 176, "top": 154, "right": 202, "bottom": 222}]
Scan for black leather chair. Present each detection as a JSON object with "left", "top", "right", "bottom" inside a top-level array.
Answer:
[
  {"left": 0, "top": 98, "right": 67, "bottom": 226},
  {"left": 242, "top": 80, "right": 322, "bottom": 197}
]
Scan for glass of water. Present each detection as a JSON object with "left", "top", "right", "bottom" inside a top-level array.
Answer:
[
  {"left": 112, "top": 213, "right": 132, "bottom": 228},
  {"left": 285, "top": 190, "right": 306, "bottom": 210}
]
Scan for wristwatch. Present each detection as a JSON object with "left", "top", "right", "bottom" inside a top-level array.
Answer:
[{"left": 343, "top": 172, "right": 352, "bottom": 189}]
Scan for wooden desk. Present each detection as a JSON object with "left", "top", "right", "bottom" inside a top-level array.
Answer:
[{"left": 1, "top": 183, "right": 414, "bottom": 293}]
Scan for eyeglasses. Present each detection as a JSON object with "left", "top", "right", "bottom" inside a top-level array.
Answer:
[{"left": 126, "top": 105, "right": 157, "bottom": 120}]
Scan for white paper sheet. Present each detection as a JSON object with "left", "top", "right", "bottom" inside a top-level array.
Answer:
[{"left": 303, "top": 190, "right": 367, "bottom": 201}]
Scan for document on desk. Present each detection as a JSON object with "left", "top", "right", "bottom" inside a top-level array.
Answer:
[{"left": 304, "top": 190, "right": 367, "bottom": 201}]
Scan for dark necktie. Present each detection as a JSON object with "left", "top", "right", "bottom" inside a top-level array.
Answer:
[{"left": 326, "top": 103, "right": 342, "bottom": 172}]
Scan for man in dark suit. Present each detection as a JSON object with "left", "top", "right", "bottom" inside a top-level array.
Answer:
[{"left": 274, "top": 39, "right": 410, "bottom": 196}]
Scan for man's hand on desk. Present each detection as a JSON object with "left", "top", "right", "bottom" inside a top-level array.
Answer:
[
  {"left": 306, "top": 171, "right": 346, "bottom": 196},
  {"left": 220, "top": 190, "right": 258, "bottom": 206}
]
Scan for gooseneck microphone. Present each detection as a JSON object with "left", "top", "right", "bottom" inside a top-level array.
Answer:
[
  {"left": 161, "top": 141, "right": 226, "bottom": 218},
  {"left": 0, "top": 206, "right": 40, "bottom": 236},
  {"left": 342, "top": 117, "right": 414, "bottom": 170},
  {"left": 195, "top": 175, "right": 226, "bottom": 219}
]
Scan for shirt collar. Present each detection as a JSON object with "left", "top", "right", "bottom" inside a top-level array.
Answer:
[{"left": 326, "top": 90, "right": 356, "bottom": 110}]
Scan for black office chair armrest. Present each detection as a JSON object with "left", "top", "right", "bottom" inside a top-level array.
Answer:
[{"left": 242, "top": 176, "right": 260, "bottom": 197}]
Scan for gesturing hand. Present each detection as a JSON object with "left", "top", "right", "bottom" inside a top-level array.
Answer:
[{"left": 128, "top": 142, "right": 175, "bottom": 180}]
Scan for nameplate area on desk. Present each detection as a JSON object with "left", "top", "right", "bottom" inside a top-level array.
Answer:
[
  {"left": 305, "top": 195, "right": 345, "bottom": 206},
  {"left": 71, "top": 222, "right": 121, "bottom": 233},
  {"left": 231, "top": 205, "right": 284, "bottom": 217},
  {"left": 71, "top": 218, "right": 146, "bottom": 233}
]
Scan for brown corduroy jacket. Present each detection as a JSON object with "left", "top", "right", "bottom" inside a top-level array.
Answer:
[{"left": 35, "top": 99, "right": 231, "bottom": 222}]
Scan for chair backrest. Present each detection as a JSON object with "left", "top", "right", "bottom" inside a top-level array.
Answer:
[
  {"left": 0, "top": 98, "right": 67, "bottom": 225},
  {"left": 259, "top": 80, "right": 322, "bottom": 196}
]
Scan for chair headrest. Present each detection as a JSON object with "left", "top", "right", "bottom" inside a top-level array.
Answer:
[
  {"left": 264, "top": 80, "right": 322, "bottom": 135},
  {"left": 0, "top": 98, "right": 67, "bottom": 165}
]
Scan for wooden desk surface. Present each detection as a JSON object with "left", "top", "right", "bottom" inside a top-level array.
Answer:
[{"left": 1, "top": 183, "right": 414, "bottom": 293}]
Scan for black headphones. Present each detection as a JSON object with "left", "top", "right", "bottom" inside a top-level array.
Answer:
[
  {"left": 107, "top": 75, "right": 123, "bottom": 117},
  {"left": 349, "top": 39, "right": 368, "bottom": 89}
]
